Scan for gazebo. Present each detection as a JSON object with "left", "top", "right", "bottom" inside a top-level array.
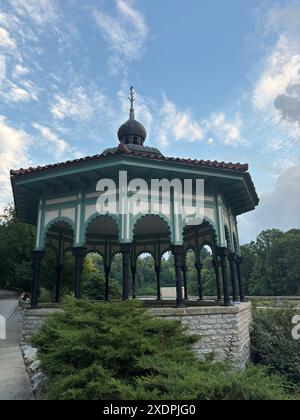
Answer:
[{"left": 11, "top": 88, "right": 259, "bottom": 309}]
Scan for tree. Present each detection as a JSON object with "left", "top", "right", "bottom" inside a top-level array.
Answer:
[
  {"left": 0, "top": 205, "right": 35, "bottom": 290},
  {"left": 268, "top": 230, "right": 300, "bottom": 295},
  {"left": 82, "top": 253, "right": 121, "bottom": 300},
  {"left": 242, "top": 229, "right": 300, "bottom": 296}
]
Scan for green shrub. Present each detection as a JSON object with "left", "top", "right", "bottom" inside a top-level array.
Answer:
[
  {"left": 32, "top": 298, "right": 292, "bottom": 400},
  {"left": 251, "top": 307, "right": 300, "bottom": 387},
  {"left": 38, "top": 288, "right": 54, "bottom": 304}
]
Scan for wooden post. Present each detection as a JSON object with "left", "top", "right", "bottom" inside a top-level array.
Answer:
[
  {"left": 120, "top": 244, "right": 131, "bottom": 301},
  {"left": 131, "top": 266, "right": 137, "bottom": 299},
  {"left": 55, "top": 264, "right": 63, "bottom": 303},
  {"left": 194, "top": 259, "right": 203, "bottom": 301},
  {"left": 155, "top": 264, "right": 161, "bottom": 300},
  {"left": 212, "top": 257, "right": 222, "bottom": 302},
  {"left": 217, "top": 247, "right": 230, "bottom": 306},
  {"left": 182, "top": 263, "right": 188, "bottom": 301},
  {"left": 228, "top": 252, "right": 239, "bottom": 302},
  {"left": 172, "top": 245, "right": 185, "bottom": 308},
  {"left": 31, "top": 251, "right": 45, "bottom": 309},
  {"left": 104, "top": 266, "right": 111, "bottom": 302},
  {"left": 72, "top": 247, "right": 85, "bottom": 299},
  {"left": 236, "top": 256, "right": 246, "bottom": 302},
  {"left": 55, "top": 232, "right": 63, "bottom": 303}
]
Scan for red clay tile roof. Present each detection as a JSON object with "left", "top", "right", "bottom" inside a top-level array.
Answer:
[{"left": 10, "top": 143, "right": 249, "bottom": 177}]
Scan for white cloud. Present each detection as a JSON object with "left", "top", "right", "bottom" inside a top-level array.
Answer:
[
  {"left": 8, "top": 0, "right": 60, "bottom": 26},
  {"left": 208, "top": 112, "right": 244, "bottom": 146},
  {"left": 157, "top": 97, "right": 205, "bottom": 147},
  {"left": 93, "top": 0, "right": 148, "bottom": 71},
  {"left": 13, "top": 64, "right": 30, "bottom": 78},
  {"left": 50, "top": 86, "right": 108, "bottom": 122},
  {"left": 0, "top": 116, "right": 32, "bottom": 209},
  {"left": 266, "top": 4, "right": 300, "bottom": 37},
  {"left": 32, "top": 123, "right": 74, "bottom": 159},
  {"left": 0, "top": 79, "right": 39, "bottom": 103},
  {"left": 207, "top": 137, "right": 215, "bottom": 147},
  {"left": 0, "top": 26, "right": 16, "bottom": 50},
  {"left": 252, "top": 4, "right": 300, "bottom": 143},
  {"left": 253, "top": 35, "right": 300, "bottom": 111},
  {"left": 239, "top": 165, "right": 300, "bottom": 243}
]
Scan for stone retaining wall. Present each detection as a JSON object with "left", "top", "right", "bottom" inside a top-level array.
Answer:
[
  {"left": 149, "top": 302, "right": 252, "bottom": 369},
  {"left": 21, "top": 303, "right": 252, "bottom": 369},
  {"left": 21, "top": 308, "right": 62, "bottom": 346}
]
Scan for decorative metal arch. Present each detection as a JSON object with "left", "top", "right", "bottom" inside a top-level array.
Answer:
[
  {"left": 198, "top": 241, "right": 215, "bottom": 257},
  {"left": 135, "top": 250, "right": 156, "bottom": 263},
  {"left": 84, "top": 249, "right": 105, "bottom": 260},
  {"left": 182, "top": 216, "right": 218, "bottom": 239},
  {"left": 159, "top": 249, "right": 172, "bottom": 262},
  {"left": 83, "top": 213, "right": 120, "bottom": 244},
  {"left": 183, "top": 217, "right": 218, "bottom": 249},
  {"left": 132, "top": 213, "right": 172, "bottom": 241},
  {"left": 42, "top": 217, "right": 75, "bottom": 249}
]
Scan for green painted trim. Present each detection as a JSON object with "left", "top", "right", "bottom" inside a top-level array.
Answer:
[
  {"left": 227, "top": 207, "right": 234, "bottom": 252},
  {"left": 214, "top": 194, "right": 222, "bottom": 247},
  {"left": 35, "top": 199, "right": 43, "bottom": 250},
  {"left": 44, "top": 201, "right": 80, "bottom": 211},
  {"left": 43, "top": 196, "right": 217, "bottom": 212},
  {"left": 79, "top": 192, "right": 86, "bottom": 245},
  {"left": 216, "top": 194, "right": 226, "bottom": 247},
  {"left": 38, "top": 200, "right": 46, "bottom": 250},
  {"left": 15, "top": 156, "right": 246, "bottom": 187}
]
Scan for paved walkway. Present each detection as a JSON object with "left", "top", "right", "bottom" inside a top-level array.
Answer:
[{"left": 0, "top": 290, "right": 33, "bottom": 400}]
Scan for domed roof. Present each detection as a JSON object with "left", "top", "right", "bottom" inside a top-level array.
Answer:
[
  {"left": 117, "top": 86, "right": 147, "bottom": 146},
  {"left": 117, "top": 118, "right": 147, "bottom": 143}
]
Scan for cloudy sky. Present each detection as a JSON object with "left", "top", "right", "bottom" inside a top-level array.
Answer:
[{"left": 0, "top": 0, "right": 299, "bottom": 243}]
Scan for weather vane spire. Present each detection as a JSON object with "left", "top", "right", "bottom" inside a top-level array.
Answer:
[{"left": 128, "top": 86, "right": 135, "bottom": 120}]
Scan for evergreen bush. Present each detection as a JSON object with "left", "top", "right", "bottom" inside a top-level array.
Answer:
[
  {"left": 251, "top": 307, "right": 300, "bottom": 388},
  {"left": 32, "top": 298, "right": 292, "bottom": 400}
]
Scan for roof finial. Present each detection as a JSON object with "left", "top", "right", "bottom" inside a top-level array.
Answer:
[{"left": 128, "top": 86, "right": 135, "bottom": 120}]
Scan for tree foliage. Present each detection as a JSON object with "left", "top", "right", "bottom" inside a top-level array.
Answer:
[
  {"left": 0, "top": 205, "right": 35, "bottom": 290},
  {"left": 241, "top": 229, "right": 300, "bottom": 296}
]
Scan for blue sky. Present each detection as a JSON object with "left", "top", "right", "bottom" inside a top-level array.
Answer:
[{"left": 0, "top": 0, "right": 299, "bottom": 243}]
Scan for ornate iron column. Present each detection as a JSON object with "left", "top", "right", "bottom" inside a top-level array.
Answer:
[
  {"left": 172, "top": 245, "right": 185, "bottom": 308},
  {"left": 194, "top": 258, "right": 203, "bottom": 301},
  {"left": 182, "top": 263, "right": 188, "bottom": 301},
  {"left": 31, "top": 250, "right": 45, "bottom": 309},
  {"left": 155, "top": 264, "right": 161, "bottom": 300},
  {"left": 120, "top": 244, "right": 131, "bottom": 301},
  {"left": 217, "top": 247, "right": 230, "bottom": 306},
  {"left": 228, "top": 253, "right": 239, "bottom": 302},
  {"left": 236, "top": 256, "right": 246, "bottom": 302},
  {"left": 72, "top": 247, "right": 85, "bottom": 299},
  {"left": 131, "top": 266, "right": 137, "bottom": 299},
  {"left": 104, "top": 265, "right": 111, "bottom": 302},
  {"left": 212, "top": 257, "right": 222, "bottom": 302},
  {"left": 55, "top": 264, "right": 63, "bottom": 303}
]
